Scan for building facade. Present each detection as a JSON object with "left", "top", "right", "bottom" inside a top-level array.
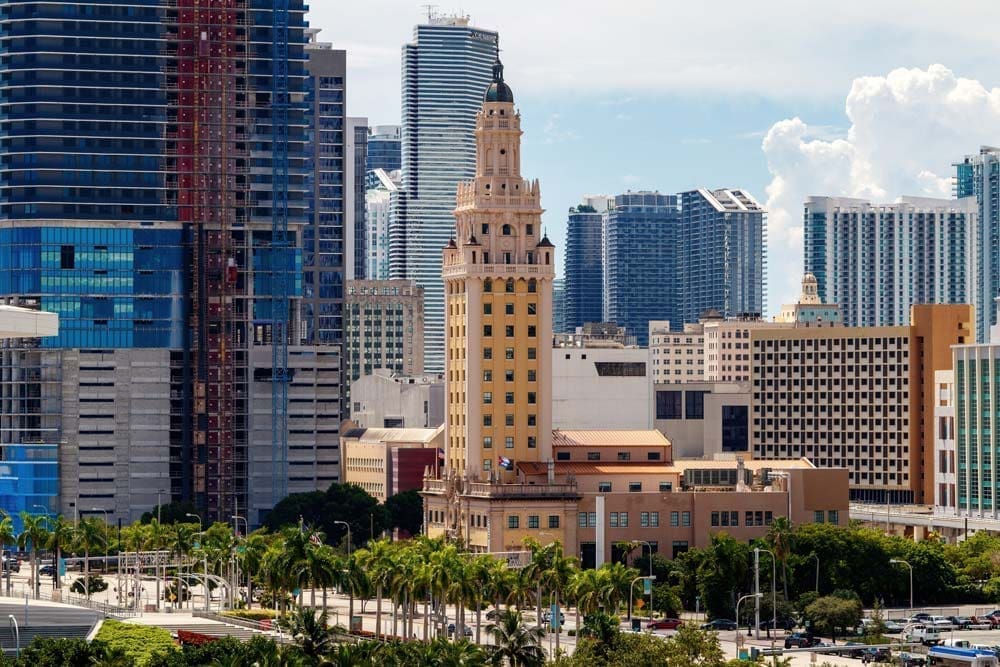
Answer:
[
  {"left": 350, "top": 369, "right": 445, "bottom": 429},
  {"left": 391, "top": 16, "right": 498, "bottom": 372},
  {"left": 341, "top": 426, "right": 442, "bottom": 502},
  {"left": 803, "top": 196, "right": 974, "bottom": 331},
  {"left": 365, "top": 169, "right": 401, "bottom": 281},
  {"left": 933, "top": 369, "right": 957, "bottom": 517},
  {"left": 563, "top": 196, "right": 610, "bottom": 332},
  {"left": 344, "top": 280, "right": 425, "bottom": 406},
  {"left": 679, "top": 189, "right": 766, "bottom": 325},
  {"left": 367, "top": 125, "right": 402, "bottom": 175},
  {"left": 552, "top": 278, "right": 567, "bottom": 335},
  {"left": 0, "top": 0, "right": 337, "bottom": 526},
  {"left": 955, "top": 148, "right": 1000, "bottom": 342},
  {"left": 751, "top": 304, "right": 973, "bottom": 504},
  {"left": 553, "top": 345, "right": 651, "bottom": 430},
  {"left": 649, "top": 320, "right": 707, "bottom": 383},
  {"left": 653, "top": 381, "right": 751, "bottom": 459},
  {"left": 346, "top": 117, "right": 369, "bottom": 280}
]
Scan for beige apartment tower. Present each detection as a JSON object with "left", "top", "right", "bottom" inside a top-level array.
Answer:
[{"left": 441, "top": 58, "right": 555, "bottom": 478}]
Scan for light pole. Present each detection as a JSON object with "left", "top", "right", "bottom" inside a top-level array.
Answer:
[
  {"left": 334, "top": 520, "right": 352, "bottom": 557},
  {"left": 628, "top": 575, "right": 655, "bottom": 627},
  {"left": 633, "top": 540, "right": 654, "bottom": 622},
  {"left": 91, "top": 507, "right": 110, "bottom": 602},
  {"left": 754, "top": 547, "right": 777, "bottom": 639},
  {"left": 232, "top": 515, "right": 248, "bottom": 607},
  {"left": 811, "top": 553, "right": 820, "bottom": 593},
  {"left": 156, "top": 489, "right": 167, "bottom": 525},
  {"left": 186, "top": 513, "right": 209, "bottom": 612},
  {"left": 736, "top": 593, "right": 763, "bottom": 644},
  {"left": 890, "top": 558, "right": 913, "bottom": 611},
  {"left": 30, "top": 504, "right": 46, "bottom": 516}
]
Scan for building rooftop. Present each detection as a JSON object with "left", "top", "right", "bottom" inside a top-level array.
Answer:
[
  {"left": 0, "top": 305, "right": 58, "bottom": 337},
  {"left": 553, "top": 429, "right": 671, "bottom": 448},
  {"left": 343, "top": 425, "right": 443, "bottom": 445},
  {"left": 518, "top": 457, "right": 815, "bottom": 477}
]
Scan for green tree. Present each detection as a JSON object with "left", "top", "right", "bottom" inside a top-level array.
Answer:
[
  {"left": 697, "top": 533, "right": 751, "bottom": 618},
  {"left": 17, "top": 511, "right": 49, "bottom": 599},
  {"left": 804, "top": 595, "right": 862, "bottom": 642},
  {"left": 384, "top": 489, "right": 424, "bottom": 537},
  {"left": 265, "top": 482, "right": 389, "bottom": 547},
  {"left": 45, "top": 515, "right": 74, "bottom": 591},
  {"left": 767, "top": 516, "right": 794, "bottom": 601},
  {"left": 277, "top": 608, "right": 336, "bottom": 661},
  {"left": 73, "top": 516, "right": 107, "bottom": 599},
  {"left": 663, "top": 623, "right": 726, "bottom": 667},
  {"left": 0, "top": 515, "right": 15, "bottom": 596},
  {"left": 139, "top": 501, "right": 201, "bottom": 525},
  {"left": 487, "top": 608, "right": 545, "bottom": 667}
]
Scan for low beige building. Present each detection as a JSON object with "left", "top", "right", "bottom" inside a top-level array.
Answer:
[
  {"left": 341, "top": 425, "right": 443, "bottom": 502},
  {"left": 424, "top": 429, "right": 848, "bottom": 565}
]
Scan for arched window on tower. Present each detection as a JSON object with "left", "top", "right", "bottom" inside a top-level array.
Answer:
[
  {"left": 505, "top": 278, "right": 515, "bottom": 293},
  {"left": 483, "top": 278, "right": 492, "bottom": 292},
  {"left": 502, "top": 224, "right": 512, "bottom": 236},
  {"left": 545, "top": 252, "right": 550, "bottom": 265},
  {"left": 528, "top": 279, "right": 537, "bottom": 293}
]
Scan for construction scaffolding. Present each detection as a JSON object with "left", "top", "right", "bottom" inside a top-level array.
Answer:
[{"left": 164, "top": 0, "right": 249, "bottom": 521}]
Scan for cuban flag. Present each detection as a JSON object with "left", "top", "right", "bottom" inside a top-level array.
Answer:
[{"left": 498, "top": 456, "right": 514, "bottom": 471}]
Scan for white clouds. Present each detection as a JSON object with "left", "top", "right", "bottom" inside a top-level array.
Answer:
[
  {"left": 762, "top": 64, "right": 1000, "bottom": 309},
  {"left": 542, "top": 113, "right": 579, "bottom": 144}
]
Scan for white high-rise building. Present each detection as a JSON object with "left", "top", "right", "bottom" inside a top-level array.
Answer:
[
  {"left": 390, "top": 15, "right": 498, "bottom": 372},
  {"left": 366, "top": 169, "right": 401, "bottom": 280},
  {"left": 804, "top": 196, "right": 975, "bottom": 330}
]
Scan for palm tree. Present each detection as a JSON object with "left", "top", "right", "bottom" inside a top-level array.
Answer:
[
  {"left": 46, "top": 515, "right": 74, "bottom": 591},
  {"left": 540, "top": 541, "right": 576, "bottom": 657},
  {"left": 74, "top": 516, "right": 106, "bottom": 599},
  {"left": 487, "top": 608, "right": 545, "bottom": 667},
  {"left": 521, "top": 539, "right": 552, "bottom": 629},
  {"left": 354, "top": 538, "right": 395, "bottom": 639},
  {"left": 767, "top": 516, "right": 794, "bottom": 600},
  {"left": 304, "top": 543, "right": 339, "bottom": 614},
  {"left": 568, "top": 567, "right": 604, "bottom": 635},
  {"left": 0, "top": 515, "right": 15, "bottom": 595},
  {"left": 278, "top": 607, "right": 336, "bottom": 661},
  {"left": 279, "top": 524, "right": 312, "bottom": 608},
  {"left": 17, "top": 511, "right": 50, "bottom": 599},
  {"left": 239, "top": 529, "right": 270, "bottom": 608}
]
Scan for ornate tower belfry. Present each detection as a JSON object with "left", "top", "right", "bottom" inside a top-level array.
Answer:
[{"left": 441, "top": 57, "right": 556, "bottom": 480}]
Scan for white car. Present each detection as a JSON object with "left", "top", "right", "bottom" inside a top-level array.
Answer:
[
  {"left": 904, "top": 625, "right": 942, "bottom": 646},
  {"left": 927, "top": 616, "right": 955, "bottom": 630}
]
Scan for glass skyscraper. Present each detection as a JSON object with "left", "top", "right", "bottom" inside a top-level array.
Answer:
[
  {"left": 603, "top": 192, "right": 680, "bottom": 346},
  {"left": 563, "top": 196, "right": 610, "bottom": 332},
  {"left": 390, "top": 15, "right": 498, "bottom": 372},
  {"left": 679, "top": 189, "right": 766, "bottom": 325},
  {"left": 0, "top": 0, "right": 331, "bottom": 527},
  {"left": 955, "top": 147, "right": 1000, "bottom": 342},
  {"left": 367, "top": 125, "right": 401, "bottom": 175}
]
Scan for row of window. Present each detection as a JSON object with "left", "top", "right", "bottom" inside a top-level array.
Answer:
[
  {"left": 507, "top": 514, "right": 560, "bottom": 529},
  {"left": 482, "top": 436, "right": 536, "bottom": 449},
  {"left": 710, "top": 510, "right": 775, "bottom": 527},
  {"left": 483, "top": 324, "right": 537, "bottom": 337},
  {"left": 483, "top": 391, "right": 537, "bottom": 405},
  {"left": 558, "top": 451, "right": 662, "bottom": 464},
  {"left": 483, "top": 414, "right": 537, "bottom": 427},
  {"left": 577, "top": 510, "right": 689, "bottom": 528},
  {"left": 483, "top": 302, "right": 537, "bottom": 316},
  {"left": 483, "top": 369, "right": 536, "bottom": 382},
  {"left": 484, "top": 347, "right": 537, "bottom": 360}
]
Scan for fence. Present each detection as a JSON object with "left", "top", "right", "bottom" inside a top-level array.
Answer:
[{"left": 0, "top": 581, "right": 138, "bottom": 619}]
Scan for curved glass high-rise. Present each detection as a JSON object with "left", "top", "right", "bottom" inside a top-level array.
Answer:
[{"left": 390, "top": 15, "right": 498, "bottom": 372}]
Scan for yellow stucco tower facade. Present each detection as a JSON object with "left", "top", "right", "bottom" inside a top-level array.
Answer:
[
  {"left": 424, "top": 58, "right": 576, "bottom": 552},
  {"left": 442, "top": 59, "right": 555, "bottom": 478}
]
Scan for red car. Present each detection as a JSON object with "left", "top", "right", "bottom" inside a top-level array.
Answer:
[{"left": 648, "top": 618, "right": 683, "bottom": 630}]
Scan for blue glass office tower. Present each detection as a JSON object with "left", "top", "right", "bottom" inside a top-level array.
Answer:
[
  {"left": 0, "top": 0, "right": 324, "bottom": 527},
  {"left": 603, "top": 192, "right": 680, "bottom": 346},
  {"left": 367, "top": 125, "right": 402, "bottom": 175},
  {"left": 390, "top": 16, "right": 498, "bottom": 372},
  {"left": 564, "top": 199, "right": 608, "bottom": 332},
  {"left": 679, "top": 189, "right": 766, "bottom": 325}
]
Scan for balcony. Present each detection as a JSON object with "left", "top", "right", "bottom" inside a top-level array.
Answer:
[
  {"left": 467, "top": 482, "right": 580, "bottom": 500},
  {"left": 442, "top": 262, "right": 555, "bottom": 279}
]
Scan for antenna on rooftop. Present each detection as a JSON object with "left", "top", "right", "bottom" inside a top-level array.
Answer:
[{"left": 422, "top": 4, "right": 437, "bottom": 21}]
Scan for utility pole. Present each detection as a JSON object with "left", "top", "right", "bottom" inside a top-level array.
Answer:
[{"left": 754, "top": 549, "right": 760, "bottom": 639}]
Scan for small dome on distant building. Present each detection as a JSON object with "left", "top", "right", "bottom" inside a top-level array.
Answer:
[
  {"left": 536, "top": 233, "right": 554, "bottom": 248},
  {"left": 446, "top": 238, "right": 457, "bottom": 249},
  {"left": 484, "top": 58, "right": 514, "bottom": 104},
  {"left": 799, "top": 273, "right": 820, "bottom": 304},
  {"left": 466, "top": 234, "right": 480, "bottom": 246}
]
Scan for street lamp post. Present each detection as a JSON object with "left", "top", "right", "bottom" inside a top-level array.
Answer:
[
  {"left": 186, "top": 513, "right": 209, "bottom": 612},
  {"left": 811, "top": 553, "right": 820, "bottom": 593},
  {"left": 890, "top": 558, "right": 914, "bottom": 611},
  {"left": 633, "top": 540, "right": 654, "bottom": 622},
  {"left": 628, "top": 576, "right": 656, "bottom": 627},
  {"left": 754, "top": 547, "right": 777, "bottom": 639},
  {"left": 333, "top": 520, "right": 352, "bottom": 557},
  {"left": 92, "top": 508, "right": 110, "bottom": 604},
  {"left": 232, "top": 515, "right": 248, "bottom": 607},
  {"left": 736, "top": 593, "right": 763, "bottom": 644}
]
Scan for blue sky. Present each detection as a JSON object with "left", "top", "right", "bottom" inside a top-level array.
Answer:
[{"left": 313, "top": 1, "right": 1000, "bottom": 311}]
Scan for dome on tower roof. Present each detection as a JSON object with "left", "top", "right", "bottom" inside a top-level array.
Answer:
[{"left": 484, "top": 58, "right": 514, "bottom": 104}]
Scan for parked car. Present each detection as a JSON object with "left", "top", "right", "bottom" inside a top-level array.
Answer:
[
  {"left": 38, "top": 564, "right": 55, "bottom": 577},
  {"left": 785, "top": 632, "right": 820, "bottom": 649},
  {"left": 701, "top": 619, "right": 737, "bottom": 631},
  {"left": 759, "top": 617, "right": 797, "bottom": 631},
  {"left": 928, "top": 616, "right": 955, "bottom": 630},
  {"left": 831, "top": 642, "right": 867, "bottom": 658},
  {"left": 899, "top": 653, "right": 927, "bottom": 667},
  {"left": 884, "top": 620, "right": 905, "bottom": 633},
  {"left": 1, "top": 559, "right": 19, "bottom": 574},
  {"left": 541, "top": 610, "right": 565, "bottom": 627},
  {"left": 447, "top": 623, "right": 473, "bottom": 637},
  {"left": 648, "top": 618, "right": 683, "bottom": 630},
  {"left": 948, "top": 616, "right": 973, "bottom": 630},
  {"left": 861, "top": 647, "right": 892, "bottom": 664}
]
